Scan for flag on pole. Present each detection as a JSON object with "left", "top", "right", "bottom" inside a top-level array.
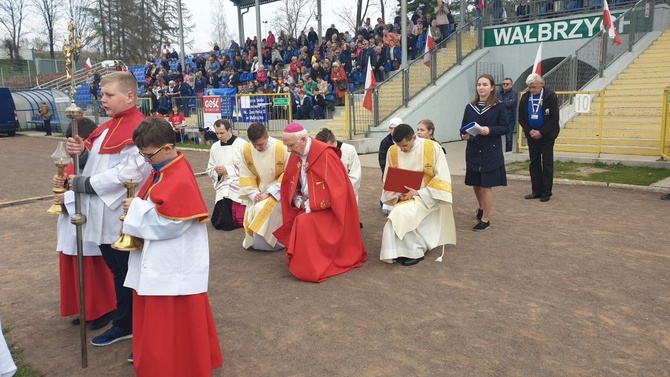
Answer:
[
  {"left": 477, "top": 0, "right": 484, "bottom": 9},
  {"left": 423, "top": 27, "right": 435, "bottom": 67},
  {"left": 85, "top": 57, "right": 92, "bottom": 70},
  {"left": 532, "top": 42, "right": 542, "bottom": 76},
  {"left": 363, "top": 55, "right": 376, "bottom": 111},
  {"left": 603, "top": 0, "right": 622, "bottom": 45}
]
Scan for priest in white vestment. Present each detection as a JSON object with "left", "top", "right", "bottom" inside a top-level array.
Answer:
[
  {"left": 380, "top": 124, "right": 457, "bottom": 266},
  {"left": 314, "top": 128, "right": 362, "bottom": 201},
  {"left": 207, "top": 119, "right": 248, "bottom": 230},
  {"left": 238, "top": 123, "right": 288, "bottom": 251}
]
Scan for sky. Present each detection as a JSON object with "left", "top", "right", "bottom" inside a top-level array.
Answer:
[{"left": 182, "top": 0, "right": 393, "bottom": 53}]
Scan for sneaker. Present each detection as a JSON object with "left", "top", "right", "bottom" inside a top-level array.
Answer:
[
  {"left": 476, "top": 209, "right": 483, "bottom": 220},
  {"left": 473, "top": 221, "right": 491, "bottom": 232},
  {"left": 91, "top": 326, "right": 132, "bottom": 347},
  {"left": 127, "top": 351, "right": 134, "bottom": 363}
]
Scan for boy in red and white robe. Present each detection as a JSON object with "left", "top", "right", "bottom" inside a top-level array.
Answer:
[{"left": 122, "top": 118, "right": 222, "bottom": 376}]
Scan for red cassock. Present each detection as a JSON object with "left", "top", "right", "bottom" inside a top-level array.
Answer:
[
  {"left": 133, "top": 153, "right": 221, "bottom": 376},
  {"left": 274, "top": 138, "right": 367, "bottom": 283},
  {"left": 59, "top": 163, "right": 116, "bottom": 319}
]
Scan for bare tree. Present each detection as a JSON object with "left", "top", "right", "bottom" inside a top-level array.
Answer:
[
  {"left": 210, "top": 0, "right": 233, "bottom": 50},
  {"left": 69, "top": 0, "right": 97, "bottom": 51},
  {"left": 28, "top": 36, "right": 48, "bottom": 50},
  {"left": 0, "top": 0, "right": 27, "bottom": 61},
  {"left": 271, "top": 0, "right": 315, "bottom": 38},
  {"left": 32, "top": 0, "right": 62, "bottom": 59}
]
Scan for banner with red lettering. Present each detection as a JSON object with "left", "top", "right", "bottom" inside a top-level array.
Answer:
[{"left": 203, "top": 95, "right": 222, "bottom": 131}]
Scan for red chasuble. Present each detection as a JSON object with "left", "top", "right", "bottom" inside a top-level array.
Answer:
[
  {"left": 274, "top": 138, "right": 366, "bottom": 282},
  {"left": 84, "top": 106, "right": 145, "bottom": 154},
  {"left": 138, "top": 152, "right": 209, "bottom": 222}
]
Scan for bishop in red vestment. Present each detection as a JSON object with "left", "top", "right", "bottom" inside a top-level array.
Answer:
[{"left": 274, "top": 123, "right": 366, "bottom": 283}]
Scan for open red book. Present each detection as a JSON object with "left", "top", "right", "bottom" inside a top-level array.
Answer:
[{"left": 383, "top": 167, "right": 424, "bottom": 193}]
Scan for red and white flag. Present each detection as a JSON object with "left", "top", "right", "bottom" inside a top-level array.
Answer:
[
  {"left": 362, "top": 55, "right": 376, "bottom": 111},
  {"left": 532, "top": 42, "right": 542, "bottom": 76},
  {"left": 423, "top": 27, "right": 435, "bottom": 67},
  {"left": 603, "top": 0, "right": 622, "bottom": 45},
  {"left": 85, "top": 57, "right": 92, "bottom": 70}
]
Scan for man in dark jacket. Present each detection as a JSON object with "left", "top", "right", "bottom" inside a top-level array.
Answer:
[
  {"left": 498, "top": 77, "right": 518, "bottom": 152},
  {"left": 518, "top": 73, "right": 560, "bottom": 202}
]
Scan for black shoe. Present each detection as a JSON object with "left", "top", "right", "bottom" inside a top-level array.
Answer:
[
  {"left": 476, "top": 209, "right": 483, "bottom": 220},
  {"left": 660, "top": 193, "right": 670, "bottom": 200},
  {"left": 127, "top": 351, "right": 134, "bottom": 363},
  {"left": 401, "top": 256, "right": 424, "bottom": 266},
  {"left": 525, "top": 193, "right": 541, "bottom": 199},
  {"left": 540, "top": 196, "right": 551, "bottom": 202},
  {"left": 71, "top": 317, "right": 80, "bottom": 326},
  {"left": 394, "top": 257, "right": 408, "bottom": 264},
  {"left": 359, "top": 222, "right": 363, "bottom": 229},
  {"left": 473, "top": 221, "right": 491, "bottom": 232},
  {"left": 90, "top": 310, "right": 115, "bottom": 330}
]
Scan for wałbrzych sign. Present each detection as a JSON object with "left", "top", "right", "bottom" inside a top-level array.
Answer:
[{"left": 483, "top": 11, "right": 641, "bottom": 47}]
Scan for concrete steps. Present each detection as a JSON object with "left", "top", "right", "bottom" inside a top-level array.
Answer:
[
  {"left": 555, "top": 28, "right": 670, "bottom": 157},
  {"left": 555, "top": 144, "right": 659, "bottom": 156},
  {"left": 557, "top": 136, "right": 660, "bottom": 147}
]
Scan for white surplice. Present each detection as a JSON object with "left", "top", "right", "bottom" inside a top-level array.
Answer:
[
  {"left": 123, "top": 199, "right": 209, "bottom": 296},
  {"left": 380, "top": 138, "right": 457, "bottom": 263},
  {"left": 78, "top": 128, "right": 151, "bottom": 245},
  {"left": 0, "top": 319, "right": 16, "bottom": 377},
  {"left": 206, "top": 137, "right": 247, "bottom": 203},
  {"left": 339, "top": 142, "right": 362, "bottom": 202}
]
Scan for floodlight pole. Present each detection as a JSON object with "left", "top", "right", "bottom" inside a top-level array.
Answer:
[
  {"left": 317, "top": 0, "right": 322, "bottom": 46},
  {"left": 177, "top": 0, "right": 186, "bottom": 73},
  {"left": 255, "top": 0, "right": 263, "bottom": 62}
]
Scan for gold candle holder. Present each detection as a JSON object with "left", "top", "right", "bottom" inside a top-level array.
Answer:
[
  {"left": 111, "top": 181, "right": 144, "bottom": 251},
  {"left": 47, "top": 141, "right": 70, "bottom": 215}
]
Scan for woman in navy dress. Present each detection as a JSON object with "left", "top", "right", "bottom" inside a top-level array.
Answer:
[{"left": 460, "top": 74, "right": 510, "bottom": 231}]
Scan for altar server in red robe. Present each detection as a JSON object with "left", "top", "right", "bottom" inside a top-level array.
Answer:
[
  {"left": 55, "top": 118, "right": 115, "bottom": 329},
  {"left": 66, "top": 72, "right": 152, "bottom": 348},
  {"left": 274, "top": 123, "right": 367, "bottom": 283},
  {"left": 122, "top": 118, "right": 222, "bottom": 376}
]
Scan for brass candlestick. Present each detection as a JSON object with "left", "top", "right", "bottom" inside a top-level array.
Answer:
[
  {"left": 47, "top": 141, "right": 70, "bottom": 215},
  {"left": 111, "top": 181, "right": 144, "bottom": 251}
]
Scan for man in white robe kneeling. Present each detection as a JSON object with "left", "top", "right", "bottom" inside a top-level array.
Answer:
[{"left": 380, "top": 123, "right": 457, "bottom": 266}]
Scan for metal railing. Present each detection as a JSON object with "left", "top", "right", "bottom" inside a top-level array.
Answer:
[
  {"left": 347, "top": 18, "right": 482, "bottom": 136},
  {"left": 517, "top": 90, "right": 606, "bottom": 154},
  {"left": 661, "top": 86, "right": 670, "bottom": 160},
  {"left": 542, "top": 0, "right": 655, "bottom": 91},
  {"left": 479, "top": 0, "right": 643, "bottom": 28},
  {"left": 231, "top": 92, "right": 293, "bottom": 132}
]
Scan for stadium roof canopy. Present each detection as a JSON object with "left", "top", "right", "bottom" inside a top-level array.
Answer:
[{"left": 228, "top": 0, "right": 281, "bottom": 10}]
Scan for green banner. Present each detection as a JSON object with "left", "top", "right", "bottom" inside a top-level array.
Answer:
[
  {"left": 484, "top": 12, "right": 630, "bottom": 47},
  {"left": 273, "top": 97, "right": 289, "bottom": 107}
]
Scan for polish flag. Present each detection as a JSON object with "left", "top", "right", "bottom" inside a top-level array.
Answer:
[
  {"left": 85, "top": 57, "right": 92, "bottom": 70},
  {"left": 423, "top": 27, "right": 435, "bottom": 67},
  {"left": 603, "top": 0, "right": 622, "bottom": 45},
  {"left": 477, "top": 0, "right": 484, "bottom": 9},
  {"left": 532, "top": 42, "right": 542, "bottom": 76},
  {"left": 362, "top": 55, "right": 376, "bottom": 111}
]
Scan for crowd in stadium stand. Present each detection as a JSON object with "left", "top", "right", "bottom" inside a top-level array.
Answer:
[
  {"left": 135, "top": 0, "right": 636, "bottom": 120},
  {"left": 137, "top": 2, "right": 461, "bottom": 120}
]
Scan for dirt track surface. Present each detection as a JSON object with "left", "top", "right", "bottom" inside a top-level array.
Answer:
[{"left": 1, "top": 134, "right": 669, "bottom": 376}]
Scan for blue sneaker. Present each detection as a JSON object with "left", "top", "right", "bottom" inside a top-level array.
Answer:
[{"left": 91, "top": 326, "right": 132, "bottom": 347}]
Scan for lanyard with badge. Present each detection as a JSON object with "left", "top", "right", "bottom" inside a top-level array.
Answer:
[{"left": 530, "top": 88, "right": 543, "bottom": 120}]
